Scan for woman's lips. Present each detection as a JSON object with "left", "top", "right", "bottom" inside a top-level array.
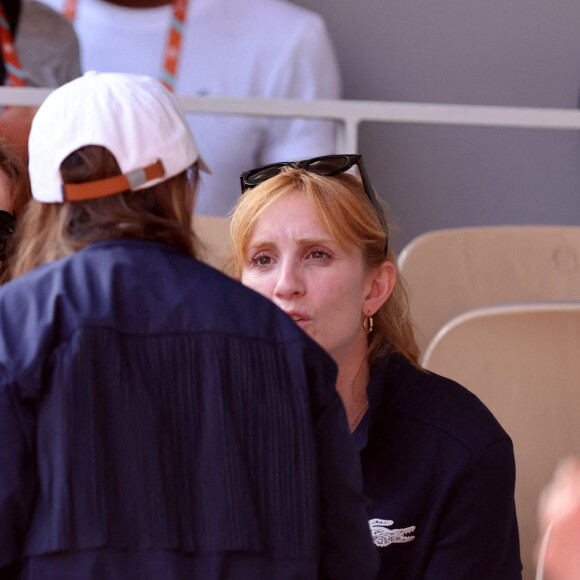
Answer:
[{"left": 287, "top": 312, "right": 309, "bottom": 326}]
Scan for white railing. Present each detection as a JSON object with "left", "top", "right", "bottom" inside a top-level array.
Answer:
[{"left": 3, "top": 86, "right": 580, "bottom": 151}]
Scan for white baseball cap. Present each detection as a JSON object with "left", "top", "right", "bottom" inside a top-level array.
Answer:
[{"left": 29, "top": 71, "right": 211, "bottom": 203}]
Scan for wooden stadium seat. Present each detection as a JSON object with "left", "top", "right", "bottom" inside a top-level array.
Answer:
[
  {"left": 422, "top": 302, "right": 580, "bottom": 580},
  {"left": 398, "top": 226, "right": 580, "bottom": 357},
  {"left": 192, "top": 215, "right": 231, "bottom": 269}
]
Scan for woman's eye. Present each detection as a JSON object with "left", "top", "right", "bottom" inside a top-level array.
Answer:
[
  {"left": 251, "top": 254, "right": 273, "bottom": 267},
  {"left": 309, "top": 250, "right": 330, "bottom": 260}
]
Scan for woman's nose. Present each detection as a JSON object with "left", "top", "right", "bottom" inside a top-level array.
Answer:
[{"left": 274, "top": 261, "right": 305, "bottom": 299}]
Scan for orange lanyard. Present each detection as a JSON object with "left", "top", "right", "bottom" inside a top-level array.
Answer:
[
  {"left": 0, "top": 3, "right": 25, "bottom": 87},
  {"left": 63, "top": 0, "right": 76, "bottom": 20},
  {"left": 62, "top": 0, "right": 188, "bottom": 92}
]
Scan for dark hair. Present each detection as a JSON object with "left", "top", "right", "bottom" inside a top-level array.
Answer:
[
  {"left": 0, "top": 141, "right": 32, "bottom": 280},
  {"left": 4, "top": 145, "right": 199, "bottom": 281},
  {"left": 0, "top": 140, "right": 32, "bottom": 217}
]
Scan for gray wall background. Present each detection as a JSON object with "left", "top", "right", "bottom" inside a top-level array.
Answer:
[{"left": 291, "top": 0, "right": 580, "bottom": 250}]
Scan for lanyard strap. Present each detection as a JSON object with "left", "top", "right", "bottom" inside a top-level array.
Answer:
[
  {"left": 161, "top": 0, "right": 187, "bottom": 91},
  {"left": 62, "top": 0, "right": 188, "bottom": 92},
  {"left": 0, "top": 3, "right": 25, "bottom": 87},
  {"left": 63, "top": 0, "right": 76, "bottom": 20}
]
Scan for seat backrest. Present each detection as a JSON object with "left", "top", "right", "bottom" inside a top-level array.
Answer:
[
  {"left": 422, "top": 302, "right": 580, "bottom": 580},
  {"left": 192, "top": 215, "right": 231, "bottom": 269},
  {"left": 398, "top": 226, "right": 580, "bottom": 357}
]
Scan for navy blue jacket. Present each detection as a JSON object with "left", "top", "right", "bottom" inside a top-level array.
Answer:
[
  {"left": 354, "top": 354, "right": 522, "bottom": 579},
  {"left": 0, "top": 239, "right": 378, "bottom": 580}
]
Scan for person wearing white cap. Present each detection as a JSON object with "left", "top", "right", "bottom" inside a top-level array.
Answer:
[
  {"left": 38, "top": 0, "right": 341, "bottom": 217},
  {"left": 0, "top": 72, "right": 378, "bottom": 579}
]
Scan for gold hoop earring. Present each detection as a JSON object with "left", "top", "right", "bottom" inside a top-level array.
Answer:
[{"left": 362, "top": 314, "right": 374, "bottom": 334}]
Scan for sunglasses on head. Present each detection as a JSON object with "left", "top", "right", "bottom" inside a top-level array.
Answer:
[
  {"left": 0, "top": 210, "right": 16, "bottom": 262},
  {"left": 240, "top": 154, "right": 388, "bottom": 255}
]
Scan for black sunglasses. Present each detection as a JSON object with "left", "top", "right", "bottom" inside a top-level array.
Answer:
[
  {"left": 0, "top": 210, "right": 16, "bottom": 262},
  {"left": 240, "top": 154, "right": 388, "bottom": 255}
]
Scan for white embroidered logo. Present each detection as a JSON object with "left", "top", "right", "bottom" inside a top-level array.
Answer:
[{"left": 369, "top": 518, "right": 416, "bottom": 547}]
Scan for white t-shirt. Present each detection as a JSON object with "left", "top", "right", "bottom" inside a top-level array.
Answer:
[{"left": 38, "top": 0, "right": 341, "bottom": 216}]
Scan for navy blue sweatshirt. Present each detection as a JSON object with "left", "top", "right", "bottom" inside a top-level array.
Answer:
[
  {"left": 354, "top": 354, "right": 522, "bottom": 579},
  {"left": 0, "top": 239, "right": 378, "bottom": 580}
]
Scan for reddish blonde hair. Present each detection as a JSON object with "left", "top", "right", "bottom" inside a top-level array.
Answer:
[{"left": 226, "top": 167, "right": 421, "bottom": 367}]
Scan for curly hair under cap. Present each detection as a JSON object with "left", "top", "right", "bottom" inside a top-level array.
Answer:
[
  {"left": 226, "top": 166, "right": 421, "bottom": 368},
  {"left": 0, "top": 140, "right": 32, "bottom": 218}
]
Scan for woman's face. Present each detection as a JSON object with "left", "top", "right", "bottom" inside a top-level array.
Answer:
[{"left": 241, "top": 191, "right": 377, "bottom": 364}]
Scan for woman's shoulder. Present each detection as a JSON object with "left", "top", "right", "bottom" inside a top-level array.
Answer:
[{"left": 371, "top": 354, "right": 512, "bottom": 455}]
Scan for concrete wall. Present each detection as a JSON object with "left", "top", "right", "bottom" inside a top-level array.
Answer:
[{"left": 291, "top": 0, "right": 580, "bottom": 249}]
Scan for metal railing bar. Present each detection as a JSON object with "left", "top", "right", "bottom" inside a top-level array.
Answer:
[{"left": 3, "top": 87, "right": 580, "bottom": 136}]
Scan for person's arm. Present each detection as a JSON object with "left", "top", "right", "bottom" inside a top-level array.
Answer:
[
  {"left": 261, "top": 14, "right": 341, "bottom": 164},
  {"left": 0, "top": 378, "right": 37, "bottom": 578},
  {"left": 424, "top": 439, "right": 522, "bottom": 579},
  {"left": 15, "top": 0, "right": 82, "bottom": 88},
  {"left": 304, "top": 349, "right": 379, "bottom": 580},
  {"left": 536, "top": 457, "right": 580, "bottom": 580}
]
